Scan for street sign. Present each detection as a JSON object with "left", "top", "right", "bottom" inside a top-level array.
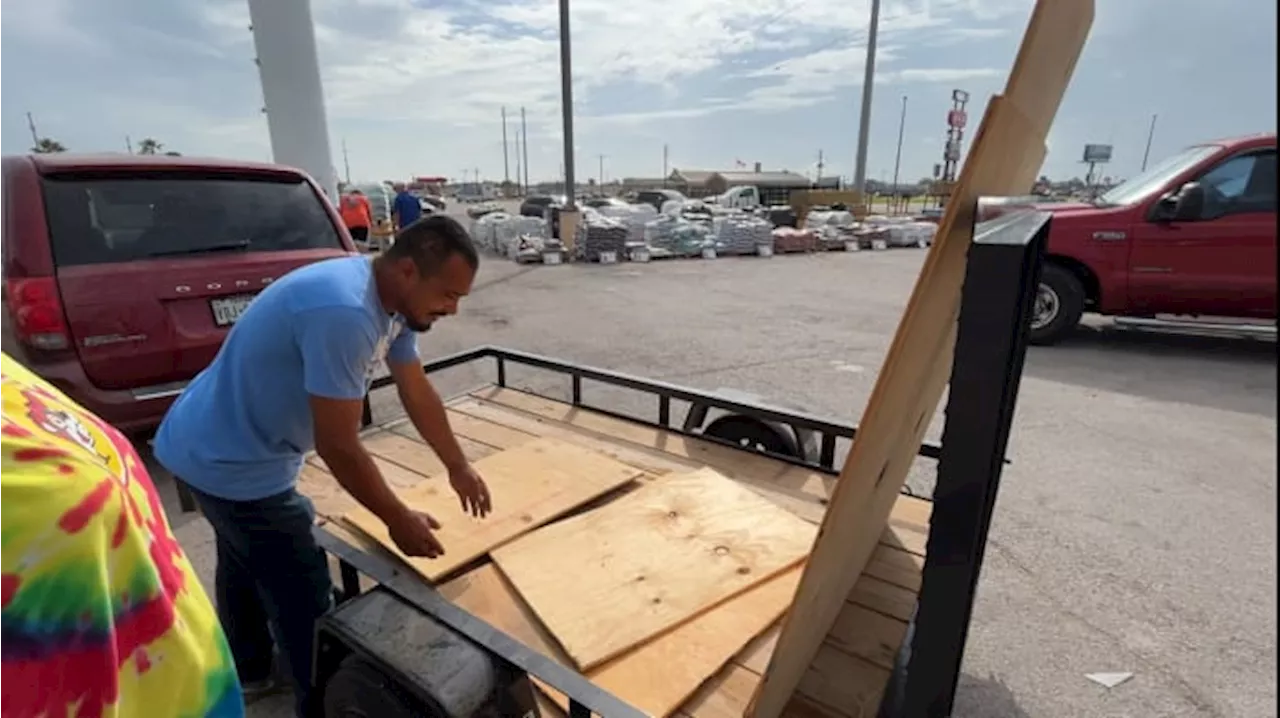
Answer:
[{"left": 1082, "top": 144, "right": 1113, "bottom": 163}]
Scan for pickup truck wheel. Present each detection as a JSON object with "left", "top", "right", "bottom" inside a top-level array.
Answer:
[{"left": 1030, "top": 264, "right": 1085, "bottom": 345}]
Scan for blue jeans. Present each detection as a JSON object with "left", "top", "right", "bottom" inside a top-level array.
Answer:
[{"left": 186, "top": 483, "right": 334, "bottom": 718}]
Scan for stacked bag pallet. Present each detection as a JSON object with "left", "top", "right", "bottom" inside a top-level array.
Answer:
[
  {"left": 802, "top": 209, "right": 858, "bottom": 251},
  {"left": 470, "top": 212, "right": 552, "bottom": 260},
  {"left": 642, "top": 215, "right": 715, "bottom": 258},
  {"left": 771, "top": 227, "right": 819, "bottom": 253},
  {"left": 862, "top": 215, "right": 937, "bottom": 247},
  {"left": 713, "top": 214, "right": 774, "bottom": 255},
  {"left": 575, "top": 209, "right": 629, "bottom": 262}
]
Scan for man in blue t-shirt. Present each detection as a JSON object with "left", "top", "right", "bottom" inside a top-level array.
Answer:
[
  {"left": 154, "top": 215, "right": 487, "bottom": 718},
  {"left": 391, "top": 182, "right": 421, "bottom": 230}
]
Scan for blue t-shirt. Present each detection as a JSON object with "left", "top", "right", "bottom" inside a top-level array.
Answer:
[
  {"left": 394, "top": 191, "right": 422, "bottom": 227},
  {"left": 154, "top": 256, "right": 420, "bottom": 501}
]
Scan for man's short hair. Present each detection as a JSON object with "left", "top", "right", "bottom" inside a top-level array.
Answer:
[{"left": 385, "top": 215, "right": 479, "bottom": 276}]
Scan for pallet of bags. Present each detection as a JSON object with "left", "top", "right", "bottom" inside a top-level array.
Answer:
[
  {"left": 512, "top": 235, "right": 565, "bottom": 264},
  {"left": 713, "top": 214, "right": 774, "bottom": 256},
  {"left": 804, "top": 209, "right": 857, "bottom": 251},
  {"left": 771, "top": 226, "right": 819, "bottom": 253},
  {"left": 885, "top": 221, "right": 937, "bottom": 248},
  {"left": 468, "top": 212, "right": 507, "bottom": 254},
  {"left": 643, "top": 215, "right": 714, "bottom": 258},
  {"left": 575, "top": 209, "right": 629, "bottom": 262},
  {"left": 495, "top": 215, "right": 550, "bottom": 258},
  {"left": 595, "top": 204, "right": 657, "bottom": 244}
]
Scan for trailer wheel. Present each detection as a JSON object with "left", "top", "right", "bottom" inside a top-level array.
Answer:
[
  {"left": 1029, "top": 263, "right": 1085, "bottom": 346},
  {"left": 324, "top": 655, "right": 437, "bottom": 718},
  {"left": 703, "top": 415, "right": 801, "bottom": 458}
]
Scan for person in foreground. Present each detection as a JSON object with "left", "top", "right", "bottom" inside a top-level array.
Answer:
[
  {"left": 0, "top": 352, "right": 244, "bottom": 718},
  {"left": 153, "top": 215, "right": 491, "bottom": 717}
]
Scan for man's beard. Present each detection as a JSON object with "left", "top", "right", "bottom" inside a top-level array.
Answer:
[{"left": 405, "top": 316, "right": 438, "bottom": 332}]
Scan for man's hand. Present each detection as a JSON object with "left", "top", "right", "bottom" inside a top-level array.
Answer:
[
  {"left": 448, "top": 464, "right": 492, "bottom": 518},
  {"left": 386, "top": 509, "right": 446, "bottom": 558}
]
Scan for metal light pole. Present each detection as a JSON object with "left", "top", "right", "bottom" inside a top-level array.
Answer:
[
  {"left": 558, "top": 0, "right": 577, "bottom": 209},
  {"left": 521, "top": 107, "right": 530, "bottom": 193},
  {"left": 851, "top": 0, "right": 882, "bottom": 196},
  {"left": 501, "top": 107, "right": 510, "bottom": 185},
  {"left": 1140, "top": 113, "right": 1158, "bottom": 172},
  {"left": 891, "top": 95, "right": 907, "bottom": 212}
]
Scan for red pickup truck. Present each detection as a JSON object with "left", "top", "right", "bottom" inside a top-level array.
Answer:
[{"left": 1031, "top": 133, "right": 1276, "bottom": 344}]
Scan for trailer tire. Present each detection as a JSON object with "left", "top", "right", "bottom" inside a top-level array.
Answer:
[
  {"left": 703, "top": 415, "right": 801, "bottom": 458},
  {"left": 1030, "top": 263, "right": 1085, "bottom": 346},
  {"left": 324, "top": 655, "right": 435, "bottom": 718}
]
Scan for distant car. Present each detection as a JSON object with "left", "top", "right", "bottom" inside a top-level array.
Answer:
[
  {"left": 583, "top": 197, "right": 629, "bottom": 209},
  {"left": 1, "top": 153, "right": 356, "bottom": 434},
  {"left": 421, "top": 195, "right": 446, "bottom": 211},
  {"left": 520, "top": 195, "right": 561, "bottom": 218},
  {"left": 633, "top": 189, "right": 686, "bottom": 212}
]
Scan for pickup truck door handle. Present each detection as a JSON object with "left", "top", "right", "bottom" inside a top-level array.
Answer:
[
  {"left": 1092, "top": 231, "right": 1127, "bottom": 241},
  {"left": 1133, "top": 266, "right": 1173, "bottom": 273}
]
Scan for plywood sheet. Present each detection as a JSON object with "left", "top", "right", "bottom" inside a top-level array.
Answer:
[
  {"left": 441, "top": 563, "right": 802, "bottom": 718},
  {"left": 750, "top": 1, "right": 1095, "bottom": 713},
  {"left": 344, "top": 437, "right": 643, "bottom": 582},
  {"left": 492, "top": 467, "right": 817, "bottom": 671}
]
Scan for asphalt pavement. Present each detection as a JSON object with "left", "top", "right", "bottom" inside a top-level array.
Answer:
[{"left": 167, "top": 198, "right": 1276, "bottom": 717}]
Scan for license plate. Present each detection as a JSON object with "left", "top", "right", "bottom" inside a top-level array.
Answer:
[{"left": 210, "top": 294, "right": 257, "bottom": 326}]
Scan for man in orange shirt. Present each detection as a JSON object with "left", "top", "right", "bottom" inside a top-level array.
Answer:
[{"left": 338, "top": 189, "right": 374, "bottom": 247}]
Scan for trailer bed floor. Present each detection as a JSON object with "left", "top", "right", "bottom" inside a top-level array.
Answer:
[{"left": 298, "top": 386, "right": 930, "bottom": 717}]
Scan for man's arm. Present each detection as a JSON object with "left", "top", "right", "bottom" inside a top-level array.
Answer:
[
  {"left": 388, "top": 332, "right": 491, "bottom": 516},
  {"left": 387, "top": 357, "right": 468, "bottom": 471},
  {"left": 299, "top": 309, "right": 402, "bottom": 519},
  {"left": 300, "top": 309, "right": 443, "bottom": 554}
]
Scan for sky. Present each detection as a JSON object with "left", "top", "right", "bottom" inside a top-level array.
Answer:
[{"left": 2, "top": 0, "right": 1276, "bottom": 186}]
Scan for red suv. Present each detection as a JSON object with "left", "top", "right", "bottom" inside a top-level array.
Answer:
[{"left": 1, "top": 154, "right": 356, "bottom": 435}]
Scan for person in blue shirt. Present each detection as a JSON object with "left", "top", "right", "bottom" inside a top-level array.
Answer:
[
  {"left": 391, "top": 182, "right": 422, "bottom": 230},
  {"left": 153, "top": 215, "right": 489, "bottom": 718}
]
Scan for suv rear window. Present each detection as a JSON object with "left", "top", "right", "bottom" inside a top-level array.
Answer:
[{"left": 41, "top": 174, "right": 343, "bottom": 267}]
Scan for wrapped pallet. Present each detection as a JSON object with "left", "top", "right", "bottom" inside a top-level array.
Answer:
[
  {"left": 714, "top": 214, "right": 774, "bottom": 255},
  {"left": 575, "top": 209, "right": 629, "bottom": 262},
  {"left": 771, "top": 226, "right": 818, "bottom": 253}
]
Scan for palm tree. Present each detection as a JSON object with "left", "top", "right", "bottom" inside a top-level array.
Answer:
[
  {"left": 31, "top": 138, "right": 67, "bottom": 154},
  {"left": 137, "top": 138, "right": 163, "bottom": 155}
]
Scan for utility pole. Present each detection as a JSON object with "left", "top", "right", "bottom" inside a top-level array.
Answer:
[
  {"left": 851, "top": 0, "right": 882, "bottom": 195},
  {"left": 521, "top": 107, "right": 530, "bottom": 194},
  {"left": 557, "top": 0, "right": 578, "bottom": 209},
  {"left": 126, "top": 136, "right": 134, "bottom": 154},
  {"left": 662, "top": 144, "right": 669, "bottom": 186},
  {"left": 891, "top": 95, "right": 907, "bottom": 212},
  {"left": 514, "top": 130, "right": 523, "bottom": 196},
  {"left": 341, "top": 137, "right": 351, "bottom": 184},
  {"left": 816, "top": 149, "right": 825, "bottom": 181},
  {"left": 26, "top": 112, "right": 40, "bottom": 146},
  {"left": 1141, "top": 113, "right": 1158, "bottom": 172},
  {"left": 598, "top": 154, "right": 606, "bottom": 188},
  {"left": 501, "top": 107, "right": 511, "bottom": 185}
]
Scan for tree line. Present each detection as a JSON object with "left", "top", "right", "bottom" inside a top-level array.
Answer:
[{"left": 31, "top": 136, "right": 179, "bottom": 156}]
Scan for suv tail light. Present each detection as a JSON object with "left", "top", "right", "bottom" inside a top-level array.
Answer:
[{"left": 5, "top": 277, "right": 71, "bottom": 351}]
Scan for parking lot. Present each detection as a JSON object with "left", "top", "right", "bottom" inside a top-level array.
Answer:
[{"left": 168, "top": 203, "right": 1275, "bottom": 717}]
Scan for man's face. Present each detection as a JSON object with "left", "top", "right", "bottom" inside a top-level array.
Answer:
[{"left": 394, "top": 254, "right": 475, "bottom": 331}]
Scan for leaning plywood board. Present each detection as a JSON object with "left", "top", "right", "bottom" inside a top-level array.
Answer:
[
  {"left": 440, "top": 563, "right": 803, "bottom": 717},
  {"left": 492, "top": 467, "right": 817, "bottom": 671},
  {"left": 748, "top": 2, "right": 1095, "bottom": 716},
  {"left": 343, "top": 437, "right": 644, "bottom": 582}
]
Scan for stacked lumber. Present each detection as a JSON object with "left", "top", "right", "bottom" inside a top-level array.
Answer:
[
  {"left": 747, "top": 1, "right": 1096, "bottom": 716},
  {"left": 343, "top": 439, "right": 818, "bottom": 717}
]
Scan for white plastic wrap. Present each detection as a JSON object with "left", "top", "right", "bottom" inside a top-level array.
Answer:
[
  {"left": 713, "top": 214, "right": 774, "bottom": 255},
  {"left": 469, "top": 212, "right": 549, "bottom": 258}
]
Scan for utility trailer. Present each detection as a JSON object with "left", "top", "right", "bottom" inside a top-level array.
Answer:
[
  {"left": 169, "top": 3, "right": 1092, "bottom": 711},
  {"left": 174, "top": 202, "right": 1047, "bottom": 718}
]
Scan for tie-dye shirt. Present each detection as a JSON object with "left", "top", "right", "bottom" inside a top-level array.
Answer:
[{"left": 1, "top": 353, "right": 243, "bottom": 718}]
